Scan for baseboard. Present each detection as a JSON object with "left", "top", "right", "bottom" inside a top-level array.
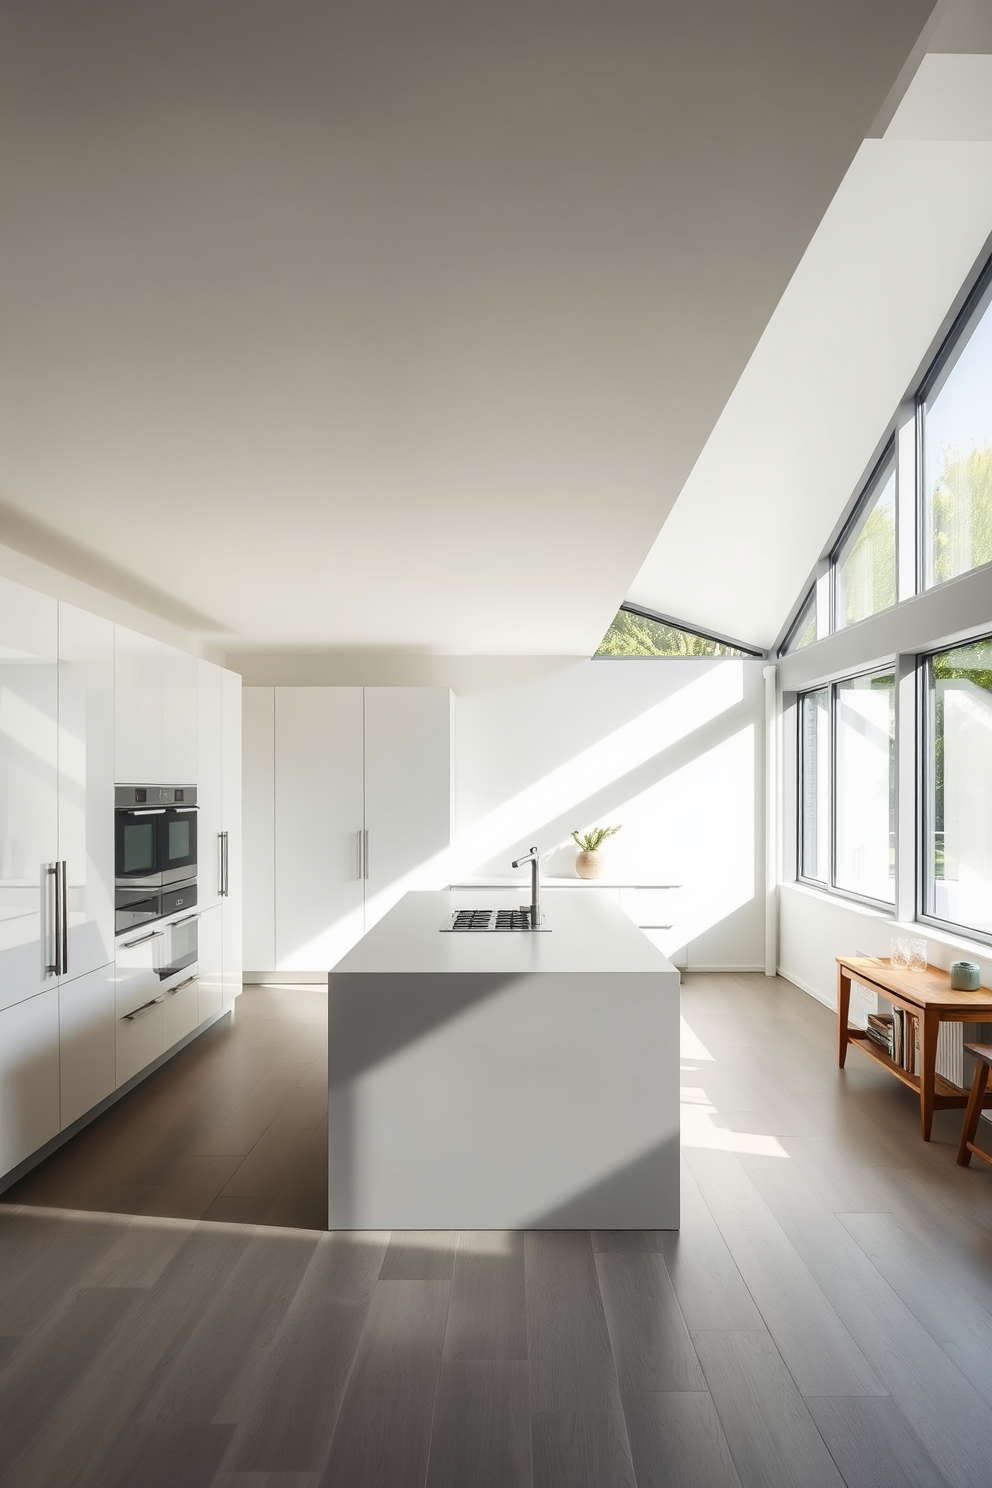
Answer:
[
  {"left": 244, "top": 970, "right": 328, "bottom": 985},
  {"left": 684, "top": 963, "right": 767, "bottom": 974},
  {"left": 777, "top": 966, "right": 835, "bottom": 1010},
  {"left": 0, "top": 1008, "right": 231, "bottom": 1199}
]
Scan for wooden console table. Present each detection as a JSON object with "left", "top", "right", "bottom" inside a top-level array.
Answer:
[{"left": 837, "top": 956, "right": 992, "bottom": 1141}]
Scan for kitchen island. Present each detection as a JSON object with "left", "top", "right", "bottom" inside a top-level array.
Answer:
[{"left": 327, "top": 888, "right": 680, "bottom": 1229}]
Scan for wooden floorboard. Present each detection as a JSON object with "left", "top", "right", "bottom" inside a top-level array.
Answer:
[{"left": 3, "top": 974, "right": 992, "bottom": 1486}]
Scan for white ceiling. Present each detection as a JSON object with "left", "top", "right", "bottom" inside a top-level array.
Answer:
[
  {"left": 0, "top": 1, "right": 937, "bottom": 655},
  {"left": 628, "top": 43, "right": 992, "bottom": 650}
]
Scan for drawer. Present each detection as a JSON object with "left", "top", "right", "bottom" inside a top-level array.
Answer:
[
  {"left": 116, "top": 998, "right": 163, "bottom": 1087},
  {"left": 162, "top": 972, "right": 199, "bottom": 1050},
  {"left": 115, "top": 923, "right": 167, "bottom": 1018},
  {"left": 618, "top": 887, "right": 677, "bottom": 928}
]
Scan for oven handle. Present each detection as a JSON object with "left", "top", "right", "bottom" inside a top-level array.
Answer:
[
  {"left": 121, "top": 929, "right": 166, "bottom": 949},
  {"left": 170, "top": 913, "right": 200, "bottom": 927}
]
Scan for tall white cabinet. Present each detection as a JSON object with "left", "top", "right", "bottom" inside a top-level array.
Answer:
[
  {"left": 244, "top": 686, "right": 452, "bottom": 975},
  {"left": 0, "top": 573, "right": 243, "bottom": 1189}
]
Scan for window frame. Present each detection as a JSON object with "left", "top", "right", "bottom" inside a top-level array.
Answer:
[
  {"left": 797, "top": 667, "right": 898, "bottom": 912},
  {"left": 594, "top": 601, "right": 765, "bottom": 660},
  {"left": 779, "top": 587, "right": 817, "bottom": 657},
  {"left": 830, "top": 440, "right": 897, "bottom": 633},
  {"left": 917, "top": 253, "right": 992, "bottom": 594},
  {"left": 917, "top": 633, "right": 992, "bottom": 946}
]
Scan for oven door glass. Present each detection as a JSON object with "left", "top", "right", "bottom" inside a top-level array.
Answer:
[
  {"left": 161, "top": 808, "right": 197, "bottom": 885},
  {"left": 115, "top": 809, "right": 165, "bottom": 887},
  {"left": 160, "top": 912, "right": 198, "bottom": 979}
]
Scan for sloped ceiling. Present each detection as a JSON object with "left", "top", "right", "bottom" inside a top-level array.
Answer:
[
  {"left": 628, "top": 27, "right": 992, "bottom": 651},
  {"left": 0, "top": 0, "right": 937, "bottom": 655}
]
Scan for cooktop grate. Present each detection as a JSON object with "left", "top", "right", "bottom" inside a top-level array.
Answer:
[{"left": 441, "top": 907, "right": 550, "bottom": 932}]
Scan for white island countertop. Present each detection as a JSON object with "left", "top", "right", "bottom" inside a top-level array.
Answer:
[
  {"left": 328, "top": 888, "right": 681, "bottom": 1231},
  {"left": 330, "top": 887, "right": 671, "bottom": 977}
]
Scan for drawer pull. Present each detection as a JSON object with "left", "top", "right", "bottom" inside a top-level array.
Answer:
[
  {"left": 122, "top": 994, "right": 165, "bottom": 1021},
  {"left": 121, "top": 929, "right": 165, "bottom": 949},
  {"left": 167, "top": 975, "right": 199, "bottom": 995},
  {"left": 170, "top": 913, "right": 199, "bottom": 927}
]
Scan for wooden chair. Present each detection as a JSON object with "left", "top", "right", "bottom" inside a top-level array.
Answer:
[{"left": 957, "top": 1045, "right": 992, "bottom": 1168}]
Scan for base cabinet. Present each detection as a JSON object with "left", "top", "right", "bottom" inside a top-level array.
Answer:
[
  {"left": 197, "top": 905, "right": 224, "bottom": 1025},
  {"left": 162, "top": 973, "right": 199, "bottom": 1050},
  {"left": 0, "top": 988, "right": 60, "bottom": 1175},
  {"left": 116, "top": 999, "right": 164, "bottom": 1088},
  {"left": 59, "top": 964, "right": 115, "bottom": 1129}
]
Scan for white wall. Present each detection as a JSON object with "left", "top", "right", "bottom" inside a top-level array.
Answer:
[{"left": 236, "top": 654, "right": 767, "bottom": 972}]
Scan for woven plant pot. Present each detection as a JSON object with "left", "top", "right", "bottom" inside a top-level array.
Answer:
[{"left": 575, "top": 850, "right": 604, "bottom": 880}]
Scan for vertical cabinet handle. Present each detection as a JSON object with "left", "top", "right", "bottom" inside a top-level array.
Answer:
[
  {"left": 357, "top": 829, "right": 364, "bottom": 880},
  {"left": 45, "top": 864, "right": 59, "bottom": 975},
  {"left": 363, "top": 829, "right": 370, "bottom": 881},
  {"left": 219, "top": 831, "right": 229, "bottom": 897},
  {"left": 60, "top": 859, "right": 68, "bottom": 977}
]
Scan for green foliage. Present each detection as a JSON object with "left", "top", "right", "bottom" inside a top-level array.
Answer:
[
  {"left": 572, "top": 824, "right": 622, "bottom": 853},
  {"left": 930, "top": 444, "right": 992, "bottom": 584},
  {"left": 595, "top": 609, "right": 748, "bottom": 658},
  {"left": 838, "top": 493, "right": 896, "bottom": 624}
]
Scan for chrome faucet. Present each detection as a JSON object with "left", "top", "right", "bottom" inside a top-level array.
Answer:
[{"left": 511, "top": 846, "right": 541, "bottom": 928}]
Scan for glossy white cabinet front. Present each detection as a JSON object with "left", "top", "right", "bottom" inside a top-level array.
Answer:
[
  {"left": 196, "top": 659, "right": 224, "bottom": 911},
  {"left": 162, "top": 643, "right": 197, "bottom": 784},
  {"left": 221, "top": 667, "right": 242, "bottom": 1002},
  {"left": 0, "top": 987, "right": 60, "bottom": 1174},
  {"left": 0, "top": 577, "right": 58, "bottom": 1012},
  {"left": 59, "top": 964, "right": 115, "bottom": 1129},
  {"left": 115, "top": 626, "right": 163, "bottom": 783},
  {"left": 59, "top": 603, "right": 115, "bottom": 980}
]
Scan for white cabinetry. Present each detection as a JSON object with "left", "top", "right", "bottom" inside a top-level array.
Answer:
[
  {"left": 274, "top": 687, "right": 365, "bottom": 973},
  {"left": 115, "top": 626, "right": 163, "bottom": 783},
  {"left": 59, "top": 603, "right": 115, "bottom": 980},
  {"left": 162, "top": 643, "right": 197, "bottom": 783},
  {"left": 0, "top": 988, "right": 60, "bottom": 1174},
  {"left": 252, "top": 686, "right": 452, "bottom": 975},
  {"left": 59, "top": 963, "right": 115, "bottom": 1128},
  {"left": 197, "top": 660, "right": 224, "bottom": 911},
  {"left": 221, "top": 668, "right": 242, "bottom": 1004},
  {"left": 0, "top": 578, "right": 58, "bottom": 1012},
  {"left": 197, "top": 903, "right": 224, "bottom": 1024}
]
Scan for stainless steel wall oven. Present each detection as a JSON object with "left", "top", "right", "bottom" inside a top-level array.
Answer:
[{"left": 115, "top": 785, "right": 198, "bottom": 932}]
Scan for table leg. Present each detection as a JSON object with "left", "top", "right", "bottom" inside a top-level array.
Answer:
[
  {"left": 957, "top": 1059, "right": 991, "bottom": 1166},
  {"left": 920, "top": 1008, "right": 940, "bottom": 1141},
  {"left": 837, "top": 967, "right": 852, "bottom": 1069}
]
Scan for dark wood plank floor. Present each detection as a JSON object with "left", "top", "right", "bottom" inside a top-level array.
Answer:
[{"left": 3, "top": 972, "right": 992, "bottom": 1486}]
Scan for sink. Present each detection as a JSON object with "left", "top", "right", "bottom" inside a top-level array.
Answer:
[{"left": 440, "top": 907, "right": 550, "bottom": 932}]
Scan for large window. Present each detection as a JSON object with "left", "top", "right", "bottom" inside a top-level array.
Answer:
[
  {"left": 924, "top": 636, "right": 992, "bottom": 937},
  {"left": 833, "top": 451, "right": 896, "bottom": 629},
  {"left": 799, "top": 689, "right": 829, "bottom": 881},
  {"left": 799, "top": 671, "right": 895, "bottom": 906},
  {"left": 595, "top": 604, "right": 760, "bottom": 657},
  {"left": 781, "top": 588, "right": 817, "bottom": 656},
  {"left": 834, "top": 672, "right": 895, "bottom": 904},
  {"left": 922, "top": 270, "right": 992, "bottom": 590}
]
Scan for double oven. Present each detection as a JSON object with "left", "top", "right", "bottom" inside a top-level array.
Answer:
[{"left": 115, "top": 785, "right": 198, "bottom": 978}]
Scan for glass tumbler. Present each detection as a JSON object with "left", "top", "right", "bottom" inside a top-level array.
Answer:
[
  {"left": 890, "top": 937, "right": 910, "bottom": 968},
  {"left": 909, "top": 938, "right": 928, "bottom": 971}
]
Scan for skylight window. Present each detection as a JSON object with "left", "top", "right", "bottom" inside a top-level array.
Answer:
[{"left": 595, "top": 605, "right": 759, "bottom": 658}]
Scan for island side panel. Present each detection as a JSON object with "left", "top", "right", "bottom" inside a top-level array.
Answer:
[{"left": 327, "top": 967, "right": 679, "bottom": 1230}]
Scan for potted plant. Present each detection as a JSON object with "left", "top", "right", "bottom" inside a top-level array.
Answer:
[{"left": 571, "top": 824, "right": 621, "bottom": 880}]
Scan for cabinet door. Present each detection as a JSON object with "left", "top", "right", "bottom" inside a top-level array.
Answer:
[
  {"left": 275, "top": 687, "right": 364, "bottom": 972},
  {"left": 364, "top": 688, "right": 452, "bottom": 931},
  {"left": 115, "top": 626, "right": 163, "bottom": 783},
  {"left": 0, "top": 578, "right": 59, "bottom": 1013},
  {"left": 162, "top": 644, "right": 198, "bottom": 785},
  {"left": 59, "top": 963, "right": 115, "bottom": 1129},
  {"left": 58, "top": 603, "right": 115, "bottom": 980},
  {"left": 242, "top": 687, "right": 274, "bottom": 971},
  {"left": 162, "top": 970, "right": 199, "bottom": 1049},
  {"left": 0, "top": 987, "right": 60, "bottom": 1178},
  {"left": 196, "top": 660, "right": 224, "bottom": 911},
  {"left": 220, "top": 668, "right": 242, "bottom": 1001},
  {"left": 197, "top": 902, "right": 224, "bottom": 1024},
  {"left": 116, "top": 998, "right": 164, "bottom": 1088}
]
